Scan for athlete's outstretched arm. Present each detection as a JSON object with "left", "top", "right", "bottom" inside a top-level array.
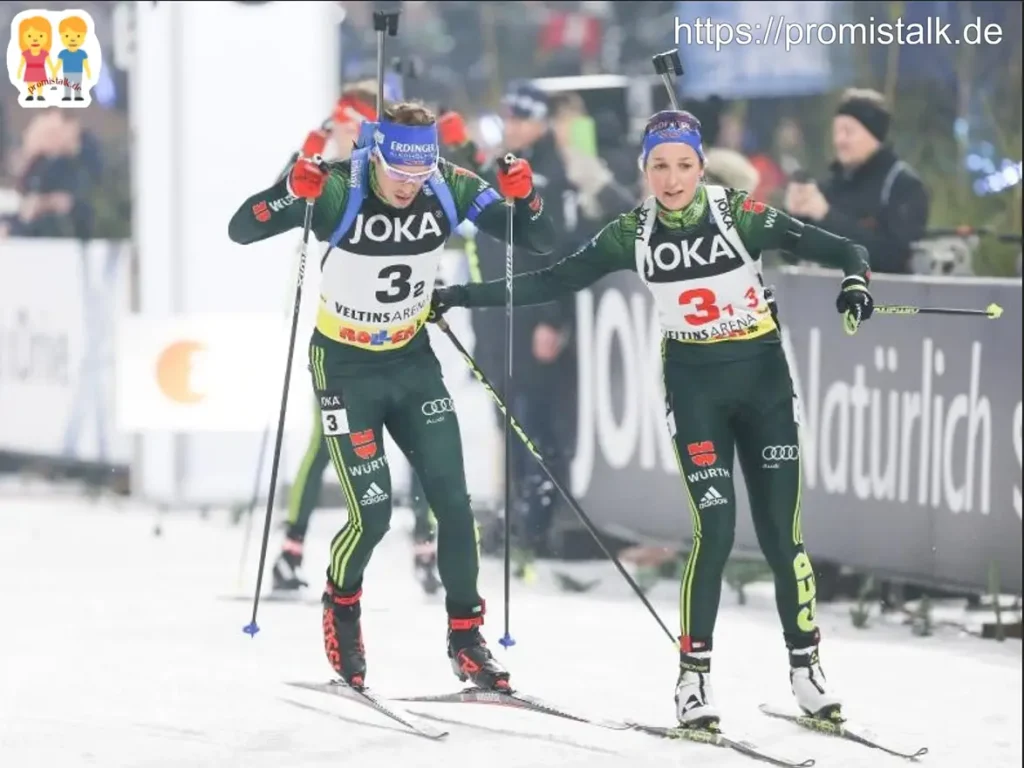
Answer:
[
  {"left": 227, "top": 163, "right": 348, "bottom": 245},
  {"left": 442, "top": 213, "right": 636, "bottom": 309},
  {"left": 728, "top": 190, "right": 870, "bottom": 278},
  {"left": 441, "top": 160, "right": 556, "bottom": 256}
]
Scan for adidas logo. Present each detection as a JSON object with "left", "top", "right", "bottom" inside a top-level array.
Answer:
[
  {"left": 698, "top": 486, "right": 728, "bottom": 510},
  {"left": 360, "top": 482, "right": 389, "bottom": 506}
]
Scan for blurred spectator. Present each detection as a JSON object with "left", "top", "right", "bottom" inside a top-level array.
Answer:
[
  {"left": 467, "top": 82, "right": 580, "bottom": 572},
  {"left": 1, "top": 110, "right": 100, "bottom": 239},
  {"left": 704, "top": 147, "right": 759, "bottom": 193},
  {"left": 785, "top": 88, "right": 929, "bottom": 274},
  {"left": 551, "top": 92, "right": 633, "bottom": 227},
  {"left": 536, "top": 2, "right": 605, "bottom": 76},
  {"left": 748, "top": 151, "right": 786, "bottom": 205},
  {"left": 773, "top": 117, "right": 807, "bottom": 178},
  {"left": 0, "top": 98, "right": 8, "bottom": 173},
  {"left": 710, "top": 108, "right": 779, "bottom": 201},
  {"left": 715, "top": 110, "right": 748, "bottom": 152}
]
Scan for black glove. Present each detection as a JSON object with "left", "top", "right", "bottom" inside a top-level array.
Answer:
[
  {"left": 835, "top": 274, "right": 874, "bottom": 335},
  {"left": 428, "top": 286, "right": 468, "bottom": 323}
]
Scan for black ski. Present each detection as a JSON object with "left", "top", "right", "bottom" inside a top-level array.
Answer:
[
  {"left": 627, "top": 721, "right": 816, "bottom": 767},
  {"left": 287, "top": 680, "right": 449, "bottom": 740},
  {"left": 396, "top": 686, "right": 632, "bottom": 730},
  {"left": 759, "top": 704, "right": 928, "bottom": 761}
]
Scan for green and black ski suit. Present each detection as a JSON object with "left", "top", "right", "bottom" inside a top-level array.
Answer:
[
  {"left": 283, "top": 395, "right": 436, "bottom": 549},
  {"left": 440, "top": 185, "right": 870, "bottom": 651},
  {"left": 228, "top": 157, "right": 555, "bottom": 616}
]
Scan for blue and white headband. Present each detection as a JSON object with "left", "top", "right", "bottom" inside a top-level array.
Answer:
[
  {"left": 639, "top": 110, "right": 705, "bottom": 169},
  {"left": 373, "top": 120, "right": 439, "bottom": 168}
]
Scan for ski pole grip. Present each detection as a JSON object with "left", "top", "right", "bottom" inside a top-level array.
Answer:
[
  {"left": 373, "top": 10, "right": 400, "bottom": 35},
  {"left": 652, "top": 49, "right": 684, "bottom": 110},
  {"left": 651, "top": 49, "right": 684, "bottom": 76}
]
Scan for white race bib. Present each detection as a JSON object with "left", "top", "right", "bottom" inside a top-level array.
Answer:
[
  {"left": 634, "top": 187, "right": 776, "bottom": 344},
  {"left": 316, "top": 245, "right": 444, "bottom": 350}
]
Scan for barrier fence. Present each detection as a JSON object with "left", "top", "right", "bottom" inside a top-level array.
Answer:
[
  {"left": 2, "top": 239, "right": 1020, "bottom": 593},
  {"left": 569, "top": 267, "right": 1022, "bottom": 594}
]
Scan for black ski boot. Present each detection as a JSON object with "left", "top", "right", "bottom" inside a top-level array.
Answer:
[
  {"left": 322, "top": 583, "right": 367, "bottom": 689},
  {"left": 447, "top": 601, "right": 511, "bottom": 691},
  {"left": 413, "top": 539, "right": 441, "bottom": 595},
  {"left": 272, "top": 537, "right": 308, "bottom": 591}
]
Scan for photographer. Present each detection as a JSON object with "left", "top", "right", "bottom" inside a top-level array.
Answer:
[{"left": 785, "top": 88, "right": 929, "bottom": 274}]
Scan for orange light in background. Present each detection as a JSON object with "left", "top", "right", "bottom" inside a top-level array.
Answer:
[{"left": 154, "top": 340, "right": 206, "bottom": 404}]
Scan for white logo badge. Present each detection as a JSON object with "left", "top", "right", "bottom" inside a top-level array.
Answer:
[
  {"left": 699, "top": 486, "right": 728, "bottom": 510},
  {"left": 360, "top": 482, "right": 389, "bottom": 506},
  {"left": 421, "top": 398, "right": 455, "bottom": 416},
  {"left": 762, "top": 445, "right": 799, "bottom": 461}
]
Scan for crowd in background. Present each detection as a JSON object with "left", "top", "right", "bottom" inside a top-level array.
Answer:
[{"left": 2, "top": 1, "right": 1019, "bottom": 274}]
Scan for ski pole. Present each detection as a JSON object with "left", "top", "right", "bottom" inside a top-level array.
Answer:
[
  {"left": 236, "top": 145, "right": 323, "bottom": 589},
  {"left": 873, "top": 302, "right": 1004, "bottom": 319},
  {"left": 496, "top": 153, "right": 517, "bottom": 651},
  {"left": 435, "top": 318, "right": 678, "bottom": 647},
  {"left": 243, "top": 177, "right": 321, "bottom": 638}
]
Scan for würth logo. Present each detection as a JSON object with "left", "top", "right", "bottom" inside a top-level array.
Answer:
[{"left": 687, "top": 440, "right": 717, "bottom": 467}]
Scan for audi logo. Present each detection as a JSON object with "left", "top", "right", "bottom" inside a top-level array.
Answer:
[
  {"left": 762, "top": 445, "right": 799, "bottom": 461},
  {"left": 421, "top": 398, "right": 455, "bottom": 416}
]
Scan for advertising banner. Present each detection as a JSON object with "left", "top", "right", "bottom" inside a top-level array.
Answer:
[
  {"left": 570, "top": 268, "right": 1022, "bottom": 594},
  {"left": 115, "top": 312, "right": 292, "bottom": 432},
  {"left": 0, "top": 239, "right": 132, "bottom": 466}
]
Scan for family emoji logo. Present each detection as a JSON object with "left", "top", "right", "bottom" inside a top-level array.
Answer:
[{"left": 6, "top": 9, "right": 102, "bottom": 108}]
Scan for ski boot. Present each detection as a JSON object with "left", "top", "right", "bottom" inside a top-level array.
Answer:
[
  {"left": 788, "top": 632, "right": 843, "bottom": 721},
  {"left": 447, "top": 601, "right": 511, "bottom": 691},
  {"left": 413, "top": 539, "right": 441, "bottom": 595},
  {"left": 674, "top": 637, "right": 720, "bottom": 730},
  {"left": 322, "top": 582, "right": 367, "bottom": 689},
  {"left": 272, "top": 537, "right": 308, "bottom": 592}
]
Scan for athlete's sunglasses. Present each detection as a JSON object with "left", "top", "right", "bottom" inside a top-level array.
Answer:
[{"left": 373, "top": 147, "right": 437, "bottom": 183}]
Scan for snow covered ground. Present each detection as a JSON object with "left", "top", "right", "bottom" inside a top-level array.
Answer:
[{"left": 1, "top": 492, "right": 1020, "bottom": 767}]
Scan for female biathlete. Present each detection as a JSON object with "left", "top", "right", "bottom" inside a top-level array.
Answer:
[{"left": 430, "top": 110, "right": 875, "bottom": 729}]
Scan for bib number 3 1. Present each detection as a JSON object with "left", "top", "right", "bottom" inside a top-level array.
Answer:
[{"left": 678, "top": 286, "right": 759, "bottom": 326}]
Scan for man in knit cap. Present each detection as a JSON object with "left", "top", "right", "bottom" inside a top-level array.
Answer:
[{"left": 785, "top": 88, "right": 929, "bottom": 274}]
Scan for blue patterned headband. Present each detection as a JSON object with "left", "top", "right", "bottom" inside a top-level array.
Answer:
[{"left": 640, "top": 110, "right": 705, "bottom": 168}]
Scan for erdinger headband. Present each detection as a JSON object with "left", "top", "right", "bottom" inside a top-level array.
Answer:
[
  {"left": 374, "top": 121, "right": 439, "bottom": 168},
  {"left": 640, "top": 110, "right": 705, "bottom": 169}
]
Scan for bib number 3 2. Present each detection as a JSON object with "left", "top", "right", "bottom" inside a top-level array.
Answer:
[
  {"left": 376, "top": 264, "right": 426, "bottom": 304},
  {"left": 678, "top": 286, "right": 759, "bottom": 326}
]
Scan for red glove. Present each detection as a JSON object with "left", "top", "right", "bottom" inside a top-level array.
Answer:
[
  {"left": 437, "top": 111, "right": 470, "bottom": 147},
  {"left": 288, "top": 155, "right": 327, "bottom": 199},
  {"left": 496, "top": 157, "right": 534, "bottom": 200},
  {"left": 301, "top": 129, "right": 328, "bottom": 158}
]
